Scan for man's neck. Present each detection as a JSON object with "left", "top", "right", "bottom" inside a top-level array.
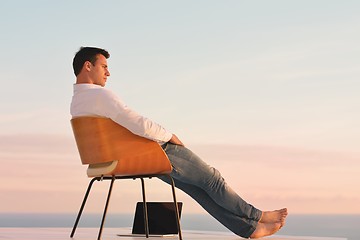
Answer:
[{"left": 76, "top": 75, "right": 93, "bottom": 85}]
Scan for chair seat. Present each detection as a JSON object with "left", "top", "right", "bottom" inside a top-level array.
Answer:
[
  {"left": 87, "top": 158, "right": 173, "bottom": 178},
  {"left": 87, "top": 161, "right": 118, "bottom": 177}
]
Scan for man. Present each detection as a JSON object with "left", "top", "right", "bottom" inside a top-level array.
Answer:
[{"left": 70, "top": 47, "right": 287, "bottom": 239}]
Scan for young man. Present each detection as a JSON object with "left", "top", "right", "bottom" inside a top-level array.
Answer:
[{"left": 70, "top": 47, "right": 287, "bottom": 239}]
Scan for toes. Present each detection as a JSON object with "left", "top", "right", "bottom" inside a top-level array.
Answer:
[{"left": 279, "top": 208, "right": 288, "bottom": 216}]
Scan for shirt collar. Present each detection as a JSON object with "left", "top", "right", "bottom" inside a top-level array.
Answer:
[{"left": 73, "top": 83, "right": 103, "bottom": 92}]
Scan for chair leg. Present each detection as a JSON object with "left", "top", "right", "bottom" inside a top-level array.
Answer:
[
  {"left": 140, "top": 178, "right": 149, "bottom": 238},
  {"left": 167, "top": 175, "right": 183, "bottom": 240},
  {"left": 97, "top": 176, "right": 115, "bottom": 240},
  {"left": 70, "top": 177, "right": 99, "bottom": 238}
]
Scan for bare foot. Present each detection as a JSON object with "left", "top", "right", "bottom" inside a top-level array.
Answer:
[
  {"left": 259, "top": 208, "right": 288, "bottom": 223},
  {"left": 250, "top": 222, "right": 282, "bottom": 239}
]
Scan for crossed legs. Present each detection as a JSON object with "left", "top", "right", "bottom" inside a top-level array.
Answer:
[{"left": 160, "top": 143, "right": 287, "bottom": 238}]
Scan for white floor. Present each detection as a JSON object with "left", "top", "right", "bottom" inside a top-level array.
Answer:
[{"left": 0, "top": 228, "right": 347, "bottom": 240}]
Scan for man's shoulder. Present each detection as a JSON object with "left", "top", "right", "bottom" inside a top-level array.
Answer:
[
  {"left": 91, "top": 87, "right": 121, "bottom": 103},
  {"left": 75, "top": 84, "right": 116, "bottom": 96}
]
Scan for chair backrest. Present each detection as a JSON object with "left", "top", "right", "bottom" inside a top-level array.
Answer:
[{"left": 71, "top": 117, "right": 172, "bottom": 176}]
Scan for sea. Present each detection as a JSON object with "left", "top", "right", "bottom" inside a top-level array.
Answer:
[{"left": 0, "top": 214, "right": 359, "bottom": 240}]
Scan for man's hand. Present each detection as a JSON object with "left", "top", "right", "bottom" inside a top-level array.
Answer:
[{"left": 169, "top": 134, "right": 184, "bottom": 146}]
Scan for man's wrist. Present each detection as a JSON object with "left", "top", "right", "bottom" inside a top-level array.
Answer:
[{"left": 169, "top": 134, "right": 184, "bottom": 146}]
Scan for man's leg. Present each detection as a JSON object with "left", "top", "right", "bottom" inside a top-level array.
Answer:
[
  {"left": 160, "top": 143, "right": 286, "bottom": 238},
  {"left": 159, "top": 175, "right": 258, "bottom": 238},
  {"left": 162, "top": 143, "right": 262, "bottom": 221}
]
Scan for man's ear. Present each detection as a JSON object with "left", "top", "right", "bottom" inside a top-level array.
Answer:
[{"left": 84, "top": 61, "right": 92, "bottom": 72}]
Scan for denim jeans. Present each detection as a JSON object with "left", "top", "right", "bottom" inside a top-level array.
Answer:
[{"left": 159, "top": 143, "right": 262, "bottom": 238}]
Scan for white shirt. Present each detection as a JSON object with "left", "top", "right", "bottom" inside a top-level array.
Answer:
[{"left": 70, "top": 84, "right": 173, "bottom": 143}]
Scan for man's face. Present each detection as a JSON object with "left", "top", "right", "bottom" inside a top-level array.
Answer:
[{"left": 89, "top": 54, "right": 110, "bottom": 86}]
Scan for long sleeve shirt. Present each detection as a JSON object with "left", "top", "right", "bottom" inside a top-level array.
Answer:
[{"left": 70, "top": 84, "right": 172, "bottom": 143}]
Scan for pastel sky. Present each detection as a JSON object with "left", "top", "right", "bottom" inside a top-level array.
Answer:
[{"left": 0, "top": 1, "right": 359, "bottom": 215}]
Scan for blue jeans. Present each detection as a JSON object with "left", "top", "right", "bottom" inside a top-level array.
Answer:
[{"left": 159, "top": 143, "right": 262, "bottom": 238}]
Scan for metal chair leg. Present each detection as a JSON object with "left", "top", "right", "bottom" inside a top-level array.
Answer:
[
  {"left": 140, "top": 178, "right": 149, "bottom": 238},
  {"left": 70, "top": 177, "right": 99, "bottom": 238},
  {"left": 167, "top": 175, "right": 182, "bottom": 240},
  {"left": 97, "top": 176, "right": 115, "bottom": 240},
  {"left": 71, "top": 175, "right": 181, "bottom": 240}
]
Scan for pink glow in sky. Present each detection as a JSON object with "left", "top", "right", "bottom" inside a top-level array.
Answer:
[{"left": 1, "top": 135, "right": 359, "bottom": 214}]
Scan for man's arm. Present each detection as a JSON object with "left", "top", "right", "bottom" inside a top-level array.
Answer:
[{"left": 102, "top": 90, "right": 173, "bottom": 143}]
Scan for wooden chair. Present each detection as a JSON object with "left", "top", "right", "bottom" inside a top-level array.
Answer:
[{"left": 70, "top": 117, "right": 182, "bottom": 240}]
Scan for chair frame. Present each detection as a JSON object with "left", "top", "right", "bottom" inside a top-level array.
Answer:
[{"left": 70, "top": 173, "right": 182, "bottom": 240}]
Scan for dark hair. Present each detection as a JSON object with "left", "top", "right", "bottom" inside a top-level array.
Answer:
[{"left": 72, "top": 47, "right": 110, "bottom": 76}]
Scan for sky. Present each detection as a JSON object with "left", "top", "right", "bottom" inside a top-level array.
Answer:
[{"left": 0, "top": 1, "right": 359, "bottom": 215}]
